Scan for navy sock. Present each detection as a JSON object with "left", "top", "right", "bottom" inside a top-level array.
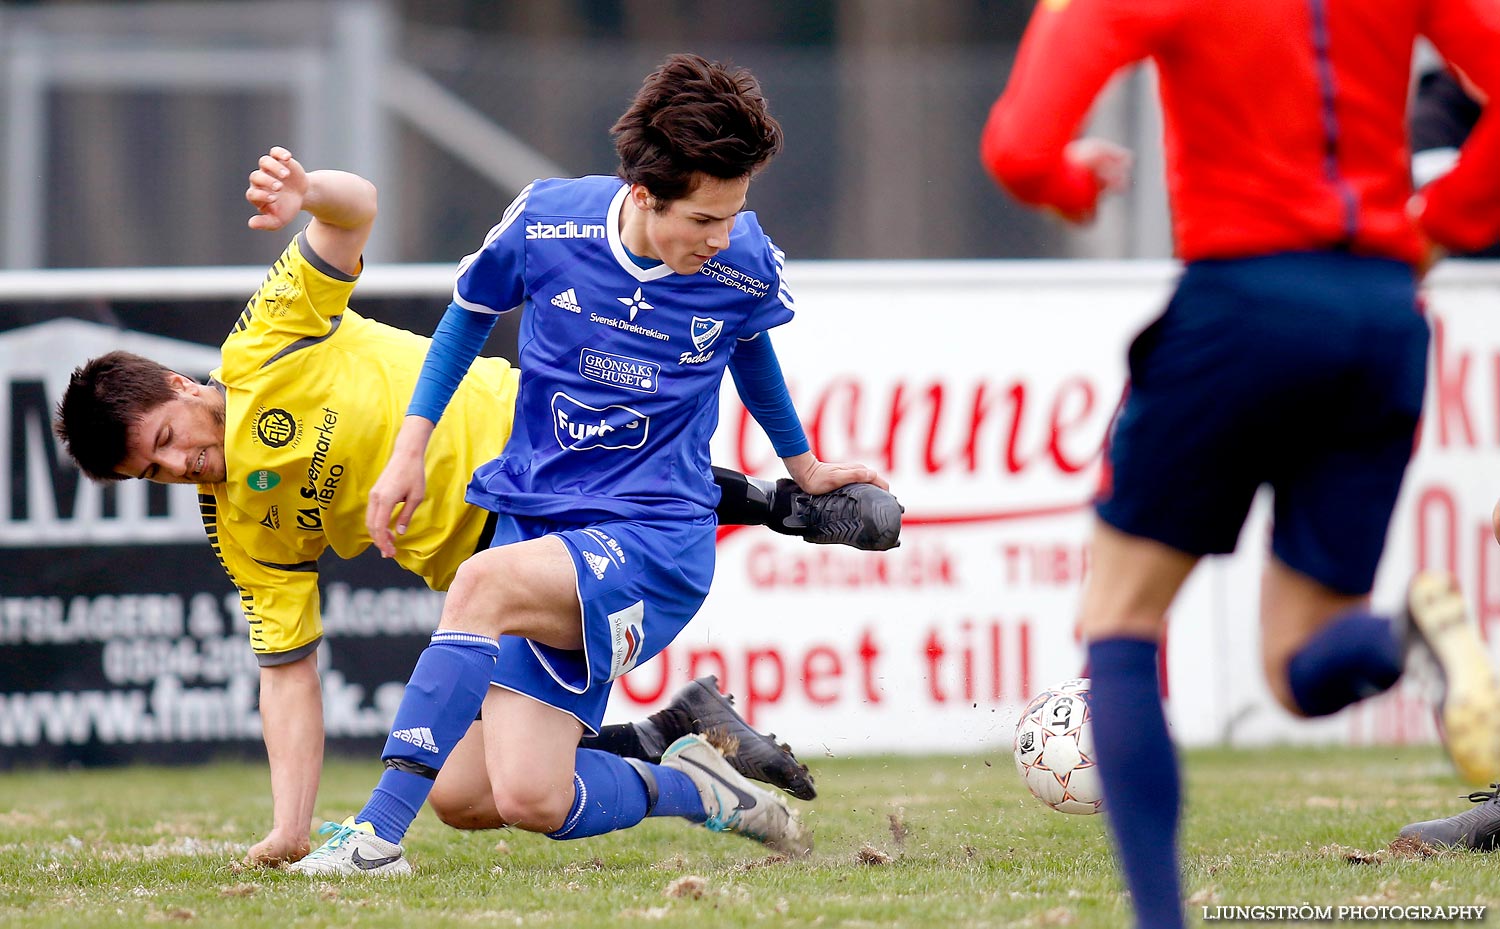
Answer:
[
  {"left": 1088, "top": 638, "right": 1184, "bottom": 929},
  {"left": 358, "top": 630, "right": 499, "bottom": 842},
  {"left": 1286, "top": 611, "right": 1403, "bottom": 717},
  {"left": 547, "top": 749, "right": 706, "bottom": 840}
]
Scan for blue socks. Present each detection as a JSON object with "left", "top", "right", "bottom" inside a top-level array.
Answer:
[
  {"left": 360, "top": 630, "right": 499, "bottom": 842},
  {"left": 548, "top": 749, "right": 705, "bottom": 839},
  {"left": 1088, "top": 638, "right": 1184, "bottom": 929},
  {"left": 1286, "top": 611, "right": 1403, "bottom": 717}
]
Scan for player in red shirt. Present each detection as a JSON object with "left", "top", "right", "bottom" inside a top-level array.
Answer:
[{"left": 982, "top": 1, "right": 1500, "bottom": 926}]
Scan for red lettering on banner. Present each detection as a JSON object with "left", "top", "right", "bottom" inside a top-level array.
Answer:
[
  {"left": 1432, "top": 316, "right": 1475, "bottom": 449},
  {"left": 1348, "top": 685, "right": 1435, "bottom": 747},
  {"left": 990, "top": 621, "right": 1003, "bottom": 701},
  {"left": 963, "top": 382, "right": 1013, "bottom": 472},
  {"left": 745, "top": 648, "right": 786, "bottom": 723},
  {"left": 1414, "top": 484, "right": 1459, "bottom": 576},
  {"left": 617, "top": 627, "right": 888, "bottom": 725},
  {"left": 1049, "top": 377, "right": 1098, "bottom": 473},
  {"left": 1019, "top": 621, "right": 1031, "bottom": 700},
  {"left": 746, "top": 541, "right": 957, "bottom": 589},
  {"left": 924, "top": 629, "right": 947, "bottom": 703},
  {"left": 1494, "top": 352, "right": 1500, "bottom": 446},
  {"left": 923, "top": 620, "right": 1034, "bottom": 707},
  {"left": 859, "top": 628, "right": 883, "bottom": 704},
  {"left": 887, "top": 382, "right": 946, "bottom": 474},
  {"left": 999, "top": 541, "right": 1090, "bottom": 587},
  {"left": 616, "top": 659, "right": 669, "bottom": 704},
  {"left": 726, "top": 374, "right": 1110, "bottom": 480},
  {"left": 808, "top": 378, "right": 869, "bottom": 464},
  {"left": 803, "top": 646, "right": 843, "bottom": 704},
  {"left": 961, "top": 620, "right": 977, "bottom": 702},
  {"left": 686, "top": 648, "right": 729, "bottom": 684},
  {"left": 1477, "top": 522, "right": 1499, "bottom": 643}
]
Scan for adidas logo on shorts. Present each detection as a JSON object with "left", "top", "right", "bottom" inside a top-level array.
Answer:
[
  {"left": 583, "top": 551, "right": 612, "bottom": 579},
  {"left": 391, "top": 726, "right": 439, "bottom": 753},
  {"left": 551, "top": 288, "right": 582, "bottom": 313}
]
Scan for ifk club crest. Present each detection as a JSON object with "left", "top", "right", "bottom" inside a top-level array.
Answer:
[{"left": 690, "top": 317, "right": 724, "bottom": 352}]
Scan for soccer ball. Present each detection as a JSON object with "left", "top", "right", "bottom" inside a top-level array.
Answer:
[{"left": 1012, "top": 678, "right": 1104, "bottom": 815}]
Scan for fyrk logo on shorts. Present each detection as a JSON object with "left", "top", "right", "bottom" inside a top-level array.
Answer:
[
  {"left": 551, "top": 392, "right": 650, "bottom": 451},
  {"left": 254, "top": 408, "right": 299, "bottom": 448}
]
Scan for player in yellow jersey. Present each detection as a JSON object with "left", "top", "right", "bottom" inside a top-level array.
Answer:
[{"left": 54, "top": 147, "right": 902, "bottom": 866}]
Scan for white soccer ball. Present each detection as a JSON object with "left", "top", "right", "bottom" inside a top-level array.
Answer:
[{"left": 1012, "top": 678, "right": 1104, "bottom": 815}]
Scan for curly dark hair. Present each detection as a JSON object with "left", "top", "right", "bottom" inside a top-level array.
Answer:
[
  {"left": 611, "top": 53, "right": 783, "bottom": 205},
  {"left": 54, "top": 351, "right": 179, "bottom": 482}
]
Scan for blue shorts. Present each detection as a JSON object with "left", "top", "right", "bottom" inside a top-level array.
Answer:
[
  {"left": 484, "top": 512, "right": 716, "bottom": 734},
  {"left": 1096, "top": 252, "right": 1427, "bottom": 595}
]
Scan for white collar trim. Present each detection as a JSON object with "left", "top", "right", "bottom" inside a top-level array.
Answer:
[{"left": 607, "top": 184, "right": 676, "bottom": 282}]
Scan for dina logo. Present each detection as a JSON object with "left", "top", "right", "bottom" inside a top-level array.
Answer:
[
  {"left": 255, "top": 408, "right": 298, "bottom": 448},
  {"left": 690, "top": 317, "right": 724, "bottom": 352},
  {"left": 247, "top": 470, "right": 281, "bottom": 492},
  {"left": 551, "top": 392, "right": 649, "bottom": 451}
]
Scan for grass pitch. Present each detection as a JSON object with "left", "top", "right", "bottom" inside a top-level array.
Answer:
[{"left": 0, "top": 746, "right": 1495, "bottom": 928}]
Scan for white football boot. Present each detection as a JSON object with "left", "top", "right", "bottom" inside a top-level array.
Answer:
[
  {"left": 285, "top": 817, "right": 412, "bottom": 877},
  {"left": 661, "top": 733, "right": 812, "bottom": 857}
]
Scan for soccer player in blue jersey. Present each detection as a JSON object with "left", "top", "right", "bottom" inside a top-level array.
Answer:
[{"left": 290, "top": 54, "right": 888, "bottom": 875}]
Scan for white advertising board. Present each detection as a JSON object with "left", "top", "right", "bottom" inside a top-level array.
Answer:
[
  {"left": 603, "top": 260, "right": 1500, "bottom": 757},
  {"left": 4, "top": 260, "right": 1498, "bottom": 760}
]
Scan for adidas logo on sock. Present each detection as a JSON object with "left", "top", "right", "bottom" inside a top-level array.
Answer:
[
  {"left": 391, "top": 726, "right": 439, "bottom": 753},
  {"left": 583, "top": 551, "right": 612, "bottom": 579},
  {"left": 551, "top": 288, "right": 582, "bottom": 313}
]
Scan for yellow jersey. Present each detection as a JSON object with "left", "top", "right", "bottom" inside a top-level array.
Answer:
[{"left": 202, "top": 233, "right": 519, "bottom": 658}]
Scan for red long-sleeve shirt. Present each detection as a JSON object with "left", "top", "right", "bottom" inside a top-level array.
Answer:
[{"left": 981, "top": 0, "right": 1500, "bottom": 262}]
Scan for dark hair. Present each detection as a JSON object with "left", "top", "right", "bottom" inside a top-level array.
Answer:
[
  {"left": 54, "top": 351, "right": 179, "bottom": 482},
  {"left": 611, "top": 53, "right": 783, "bottom": 204}
]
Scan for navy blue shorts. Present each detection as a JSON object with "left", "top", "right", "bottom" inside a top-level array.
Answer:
[
  {"left": 1095, "top": 252, "right": 1427, "bottom": 595},
  {"left": 484, "top": 512, "right": 716, "bottom": 735}
]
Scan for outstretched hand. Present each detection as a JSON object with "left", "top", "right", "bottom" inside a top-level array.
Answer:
[
  {"left": 366, "top": 454, "right": 426, "bottom": 559},
  {"left": 245, "top": 146, "right": 310, "bottom": 232},
  {"left": 784, "top": 452, "right": 890, "bottom": 494},
  {"left": 366, "top": 418, "right": 437, "bottom": 559}
]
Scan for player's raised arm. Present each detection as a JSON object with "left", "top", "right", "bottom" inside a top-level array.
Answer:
[
  {"left": 728, "top": 331, "right": 888, "bottom": 494},
  {"left": 245, "top": 146, "right": 376, "bottom": 276}
]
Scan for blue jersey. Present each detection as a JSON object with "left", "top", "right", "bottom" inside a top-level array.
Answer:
[{"left": 453, "top": 175, "right": 796, "bottom": 522}]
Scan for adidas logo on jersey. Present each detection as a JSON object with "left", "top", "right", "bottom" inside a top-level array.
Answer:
[
  {"left": 583, "top": 551, "right": 612, "bottom": 579},
  {"left": 391, "top": 727, "right": 439, "bottom": 753},
  {"left": 551, "top": 288, "right": 582, "bottom": 313}
]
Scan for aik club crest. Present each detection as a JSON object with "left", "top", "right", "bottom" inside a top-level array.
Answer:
[{"left": 690, "top": 317, "right": 724, "bottom": 353}]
